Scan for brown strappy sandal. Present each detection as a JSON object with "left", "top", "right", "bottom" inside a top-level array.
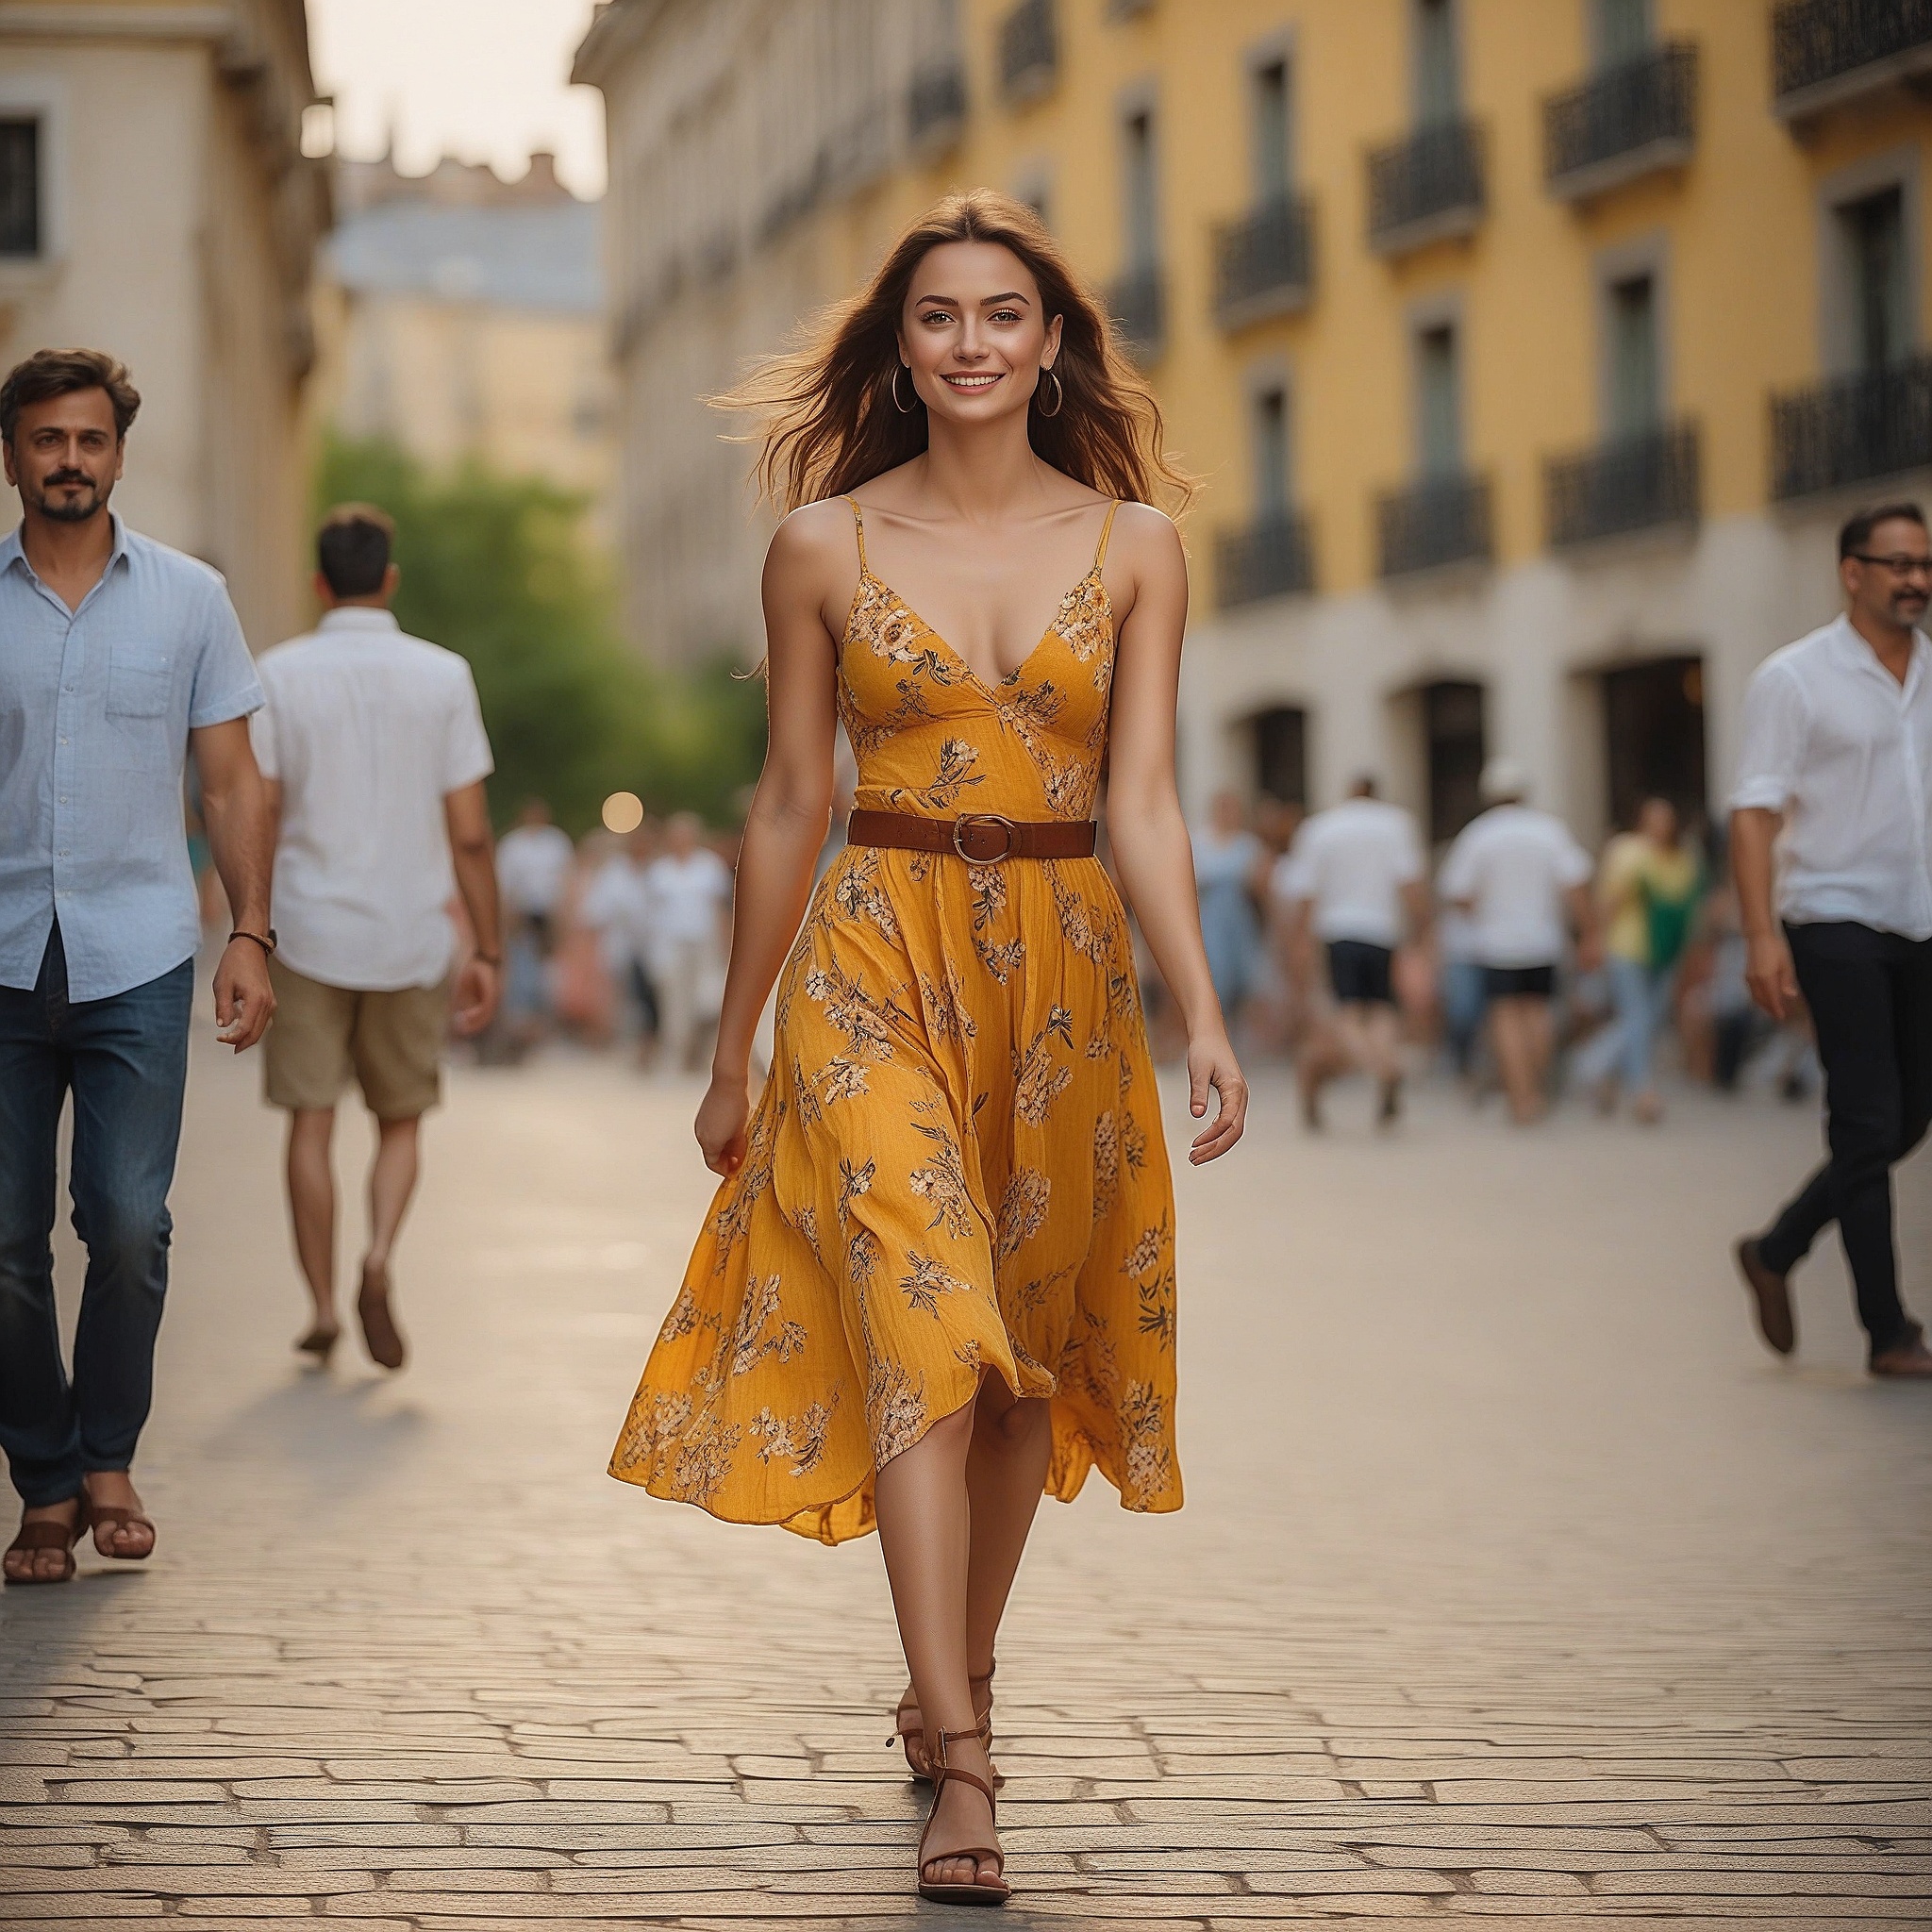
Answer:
[
  {"left": 892, "top": 1660, "right": 1001, "bottom": 1787},
  {"left": 916, "top": 1725, "right": 1009, "bottom": 1907},
  {"left": 3, "top": 1505, "right": 84, "bottom": 1586},
  {"left": 84, "top": 1497, "right": 156, "bottom": 1562}
]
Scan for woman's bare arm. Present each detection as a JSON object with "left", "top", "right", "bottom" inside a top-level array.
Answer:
[
  {"left": 697, "top": 505, "right": 847, "bottom": 1174},
  {"left": 1103, "top": 506, "right": 1247, "bottom": 1162}
]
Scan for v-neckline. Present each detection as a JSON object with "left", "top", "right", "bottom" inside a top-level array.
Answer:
[{"left": 848, "top": 565, "right": 1112, "bottom": 696}]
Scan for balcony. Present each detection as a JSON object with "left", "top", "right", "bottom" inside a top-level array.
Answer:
[
  {"left": 1107, "top": 264, "right": 1165, "bottom": 362},
  {"left": 1774, "top": 0, "right": 1932, "bottom": 124},
  {"left": 1000, "top": 0, "right": 1058, "bottom": 105},
  {"left": 1771, "top": 355, "right": 1932, "bottom": 499},
  {"left": 1546, "top": 423, "right": 1701, "bottom": 547},
  {"left": 907, "top": 59, "right": 966, "bottom": 153},
  {"left": 1212, "top": 195, "right": 1315, "bottom": 330},
  {"left": 1366, "top": 119, "right": 1485, "bottom": 255},
  {"left": 1544, "top": 42, "right": 1697, "bottom": 200},
  {"left": 1217, "top": 513, "right": 1316, "bottom": 608},
  {"left": 1376, "top": 473, "right": 1492, "bottom": 577}
]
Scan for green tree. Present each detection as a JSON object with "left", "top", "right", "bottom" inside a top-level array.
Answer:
[{"left": 313, "top": 435, "right": 765, "bottom": 833}]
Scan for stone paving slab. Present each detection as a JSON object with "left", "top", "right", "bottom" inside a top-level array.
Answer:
[{"left": 3, "top": 1044, "right": 1929, "bottom": 1924}]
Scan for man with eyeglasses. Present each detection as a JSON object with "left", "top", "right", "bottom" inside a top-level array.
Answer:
[{"left": 1732, "top": 503, "right": 1932, "bottom": 1378}]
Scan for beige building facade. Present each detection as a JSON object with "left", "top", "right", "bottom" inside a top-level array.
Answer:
[
  {"left": 321, "top": 149, "right": 614, "bottom": 534},
  {"left": 0, "top": 0, "right": 330, "bottom": 648}
]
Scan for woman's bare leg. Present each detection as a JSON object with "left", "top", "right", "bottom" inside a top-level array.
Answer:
[
  {"left": 874, "top": 1392, "right": 1002, "bottom": 1890},
  {"left": 964, "top": 1379, "right": 1053, "bottom": 1674}
]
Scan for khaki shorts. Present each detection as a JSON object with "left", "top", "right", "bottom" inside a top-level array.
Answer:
[{"left": 265, "top": 958, "right": 449, "bottom": 1119}]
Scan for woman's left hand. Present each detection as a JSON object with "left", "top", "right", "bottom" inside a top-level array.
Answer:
[{"left": 1186, "top": 1032, "right": 1247, "bottom": 1164}]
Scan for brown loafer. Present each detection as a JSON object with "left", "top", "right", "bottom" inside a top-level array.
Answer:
[
  {"left": 1871, "top": 1326, "right": 1932, "bottom": 1378},
  {"left": 358, "top": 1266, "right": 407, "bottom": 1372},
  {"left": 1735, "top": 1237, "right": 1795, "bottom": 1356}
]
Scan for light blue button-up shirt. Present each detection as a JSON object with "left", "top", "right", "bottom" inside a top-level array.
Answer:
[{"left": 0, "top": 514, "right": 265, "bottom": 1001}]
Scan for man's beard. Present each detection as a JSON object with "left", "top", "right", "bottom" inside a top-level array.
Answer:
[{"left": 29, "top": 474, "right": 109, "bottom": 523}]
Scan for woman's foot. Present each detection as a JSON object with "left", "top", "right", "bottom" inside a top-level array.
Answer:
[
  {"left": 1631, "top": 1091, "right": 1664, "bottom": 1125},
  {"left": 81, "top": 1471, "right": 155, "bottom": 1561},
  {"left": 895, "top": 1665, "right": 995, "bottom": 1782},
  {"left": 295, "top": 1322, "right": 340, "bottom": 1362},
  {"left": 918, "top": 1726, "right": 1007, "bottom": 1901},
  {"left": 4, "top": 1495, "right": 84, "bottom": 1585}
]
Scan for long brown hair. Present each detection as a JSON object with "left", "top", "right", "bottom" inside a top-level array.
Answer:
[{"left": 719, "top": 189, "right": 1193, "bottom": 515}]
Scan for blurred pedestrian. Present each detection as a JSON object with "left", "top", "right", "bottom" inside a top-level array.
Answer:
[
  {"left": 643, "top": 810, "right": 731, "bottom": 1074},
  {"left": 495, "top": 798, "right": 574, "bottom": 953},
  {"left": 1435, "top": 898, "right": 1488, "bottom": 1087},
  {"left": 253, "top": 505, "right": 502, "bottom": 1374},
  {"left": 1191, "top": 789, "right": 1265, "bottom": 1027},
  {"left": 1439, "top": 758, "right": 1600, "bottom": 1124},
  {"left": 1, "top": 349, "right": 275, "bottom": 1584},
  {"left": 1574, "top": 797, "right": 1702, "bottom": 1124},
  {"left": 1731, "top": 503, "right": 1932, "bottom": 1378},
  {"left": 580, "top": 822, "right": 662, "bottom": 1064},
  {"left": 1276, "top": 776, "right": 1427, "bottom": 1129}
]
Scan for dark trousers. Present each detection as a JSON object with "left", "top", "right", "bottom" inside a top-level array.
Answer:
[
  {"left": 1758, "top": 922, "right": 1932, "bottom": 1356},
  {"left": 0, "top": 924, "right": 192, "bottom": 1505}
]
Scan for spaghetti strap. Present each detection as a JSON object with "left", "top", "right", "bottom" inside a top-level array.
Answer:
[
  {"left": 844, "top": 495, "right": 869, "bottom": 575},
  {"left": 1093, "top": 499, "right": 1121, "bottom": 575}
]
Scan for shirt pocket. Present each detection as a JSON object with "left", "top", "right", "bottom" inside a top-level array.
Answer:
[{"left": 107, "top": 641, "right": 175, "bottom": 719}]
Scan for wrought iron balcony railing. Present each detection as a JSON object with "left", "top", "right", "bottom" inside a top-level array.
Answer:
[
  {"left": 999, "top": 0, "right": 1058, "bottom": 104},
  {"left": 1212, "top": 195, "right": 1315, "bottom": 329},
  {"left": 1771, "top": 355, "right": 1932, "bottom": 499},
  {"left": 1366, "top": 119, "right": 1485, "bottom": 255},
  {"left": 1544, "top": 42, "right": 1697, "bottom": 200},
  {"left": 1774, "top": 0, "right": 1932, "bottom": 120},
  {"left": 1545, "top": 423, "right": 1700, "bottom": 547},
  {"left": 1376, "top": 473, "right": 1492, "bottom": 578},
  {"left": 908, "top": 61, "right": 967, "bottom": 150},
  {"left": 1107, "top": 264, "right": 1165, "bottom": 362},
  {"left": 1217, "top": 513, "right": 1316, "bottom": 608}
]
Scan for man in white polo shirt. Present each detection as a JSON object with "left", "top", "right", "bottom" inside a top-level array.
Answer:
[
  {"left": 252, "top": 506, "right": 503, "bottom": 1372},
  {"left": 1732, "top": 503, "right": 1932, "bottom": 1379},
  {"left": 1275, "top": 774, "right": 1427, "bottom": 1128},
  {"left": 1439, "top": 759, "right": 1599, "bottom": 1124}
]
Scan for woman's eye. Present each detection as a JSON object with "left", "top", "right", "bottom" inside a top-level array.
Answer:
[
  {"left": 989, "top": 308, "right": 1023, "bottom": 324},
  {"left": 920, "top": 308, "right": 955, "bottom": 326}
]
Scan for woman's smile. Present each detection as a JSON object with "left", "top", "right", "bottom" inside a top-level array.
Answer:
[{"left": 940, "top": 370, "right": 1003, "bottom": 391}]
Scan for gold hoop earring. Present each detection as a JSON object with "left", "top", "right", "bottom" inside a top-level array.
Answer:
[
  {"left": 891, "top": 364, "right": 920, "bottom": 414},
  {"left": 1036, "top": 366, "right": 1064, "bottom": 418}
]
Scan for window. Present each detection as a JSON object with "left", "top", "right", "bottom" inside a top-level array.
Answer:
[
  {"left": 1592, "top": 0, "right": 1652, "bottom": 69},
  {"left": 0, "top": 117, "right": 40, "bottom": 258},
  {"left": 1414, "top": 0, "right": 1460, "bottom": 127},
  {"left": 1252, "top": 382, "right": 1291, "bottom": 517},
  {"left": 1417, "top": 321, "right": 1462, "bottom": 475},
  {"left": 1249, "top": 56, "right": 1291, "bottom": 203},
  {"left": 1423, "top": 680, "right": 1486, "bottom": 843},
  {"left": 1121, "top": 103, "right": 1158, "bottom": 269},
  {"left": 1603, "top": 658, "right": 1706, "bottom": 831},
  {"left": 1607, "top": 272, "right": 1659, "bottom": 434},
  {"left": 1840, "top": 185, "right": 1908, "bottom": 372},
  {"left": 1251, "top": 706, "right": 1307, "bottom": 807}
]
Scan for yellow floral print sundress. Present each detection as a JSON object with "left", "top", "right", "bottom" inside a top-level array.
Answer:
[{"left": 610, "top": 497, "right": 1181, "bottom": 1544}]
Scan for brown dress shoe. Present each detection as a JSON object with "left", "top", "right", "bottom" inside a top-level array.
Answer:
[
  {"left": 1870, "top": 1325, "right": 1932, "bottom": 1378},
  {"left": 1735, "top": 1237, "right": 1795, "bottom": 1356}
]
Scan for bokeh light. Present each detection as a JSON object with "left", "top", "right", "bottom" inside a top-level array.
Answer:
[{"left": 601, "top": 791, "right": 644, "bottom": 835}]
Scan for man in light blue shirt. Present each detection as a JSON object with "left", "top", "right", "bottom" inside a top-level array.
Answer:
[{"left": 0, "top": 348, "right": 277, "bottom": 1583}]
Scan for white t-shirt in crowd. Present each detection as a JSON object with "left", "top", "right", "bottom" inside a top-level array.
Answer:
[
  {"left": 580, "top": 856, "right": 653, "bottom": 973},
  {"left": 1438, "top": 803, "right": 1593, "bottom": 970},
  {"left": 495, "top": 820, "right": 576, "bottom": 919},
  {"left": 1274, "top": 796, "right": 1424, "bottom": 948},
  {"left": 251, "top": 608, "right": 493, "bottom": 991},
  {"left": 643, "top": 848, "right": 732, "bottom": 952},
  {"left": 1729, "top": 616, "right": 1932, "bottom": 941}
]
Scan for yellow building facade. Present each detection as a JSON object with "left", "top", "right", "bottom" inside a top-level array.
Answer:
[{"left": 579, "top": 0, "right": 1932, "bottom": 841}]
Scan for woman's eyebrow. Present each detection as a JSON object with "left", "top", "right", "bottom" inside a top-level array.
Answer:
[{"left": 913, "top": 291, "right": 1030, "bottom": 308}]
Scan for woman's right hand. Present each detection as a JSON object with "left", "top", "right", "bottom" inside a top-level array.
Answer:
[{"left": 695, "top": 1070, "right": 753, "bottom": 1176}]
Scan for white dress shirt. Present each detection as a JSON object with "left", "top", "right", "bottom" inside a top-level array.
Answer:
[
  {"left": 251, "top": 608, "right": 493, "bottom": 991},
  {"left": 1729, "top": 616, "right": 1932, "bottom": 941},
  {"left": 1274, "top": 796, "right": 1424, "bottom": 947},
  {"left": 495, "top": 822, "right": 576, "bottom": 919},
  {"left": 1438, "top": 804, "right": 1593, "bottom": 970}
]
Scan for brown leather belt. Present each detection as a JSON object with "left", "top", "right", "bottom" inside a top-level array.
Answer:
[{"left": 847, "top": 808, "right": 1096, "bottom": 864}]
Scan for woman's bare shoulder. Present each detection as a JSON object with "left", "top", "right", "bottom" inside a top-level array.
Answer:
[
  {"left": 1109, "top": 501, "right": 1186, "bottom": 571},
  {"left": 769, "top": 496, "right": 859, "bottom": 564}
]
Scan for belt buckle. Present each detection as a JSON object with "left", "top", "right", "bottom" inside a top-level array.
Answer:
[{"left": 953, "top": 813, "right": 1016, "bottom": 863}]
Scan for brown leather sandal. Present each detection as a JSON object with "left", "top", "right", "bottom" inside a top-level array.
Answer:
[
  {"left": 892, "top": 1661, "right": 1000, "bottom": 1787},
  {"left": 85, "top": 1499, "right": 156, "bottom": 1562},
  {"left": 4, "top": 1507, "right": 84, "bottom": 1586},
  {"left": 917, "top": 1725, "right": 1008, "bottom": 1906}
]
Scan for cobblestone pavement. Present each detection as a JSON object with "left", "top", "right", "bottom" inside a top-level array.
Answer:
[{"left": 3, "top": 1035, "right": 1929, "bottom": 1930}]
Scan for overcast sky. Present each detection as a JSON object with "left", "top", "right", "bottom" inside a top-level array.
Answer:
[{"left": 308, "top": 0, "right": 607, "bottom": 197}]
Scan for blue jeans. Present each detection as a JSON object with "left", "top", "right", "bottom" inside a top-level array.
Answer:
[
  {"left": 0, "top": 924, "right": 192, "bottom": 1506},
  {"left": 1576, "top": 954, "right": 1673, "bottom": 1093}
]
